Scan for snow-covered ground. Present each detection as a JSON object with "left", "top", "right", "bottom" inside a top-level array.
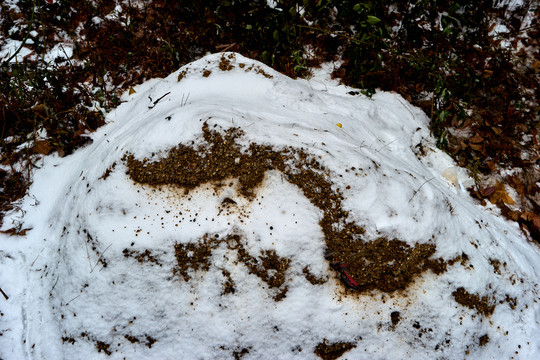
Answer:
[{"left": 1, "top": 53, "right": 539, "bottom": 359}]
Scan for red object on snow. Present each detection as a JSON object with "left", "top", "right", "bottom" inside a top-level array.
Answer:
[{"left": 332, "top": 262, "right": 359, "bottom": 289}]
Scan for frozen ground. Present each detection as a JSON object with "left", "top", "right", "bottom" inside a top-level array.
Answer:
[{"left": 0, "top": 53, "right": 539, "bottom": 359}]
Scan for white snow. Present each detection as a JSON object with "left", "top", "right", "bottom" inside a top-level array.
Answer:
[
  {"left": 42, "top": 43, "right": 73, "bottom": 64},
  {"left": 1, "top": 53, "right": 539, "bottom": 359},
  {"left": 0, "top": 38, "right": 33, "bottom": 63}
]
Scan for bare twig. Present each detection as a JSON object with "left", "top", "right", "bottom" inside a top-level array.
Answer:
[
  {"left": 393, "top": 95, "right": 415, "bottom": 119},
  {"left": 50, "top": 275, "right": 59, "bottom": 294},
  {"left": 180, "top": 92, "right": 190, "bottom": 107},
  {"left": 409, "top": 177, "right": 435, "bottom": 202},
  {"left": 0, "top": 286, "right": 8, "bottom": 300},
  {"left": 148, "top": 92, "right": 171, "bottom": 109},
  {"left": 216, "top": 43, "right": 238, "bottom": 52},
  {"left": 375, "top": 138, "right": 398, "bottom": 153},
  {"left": 30, "top": 248, "right": 44, "bottom": 267},
  {"left": 65, "top": 294, "right": 80, "bottom": 306}
]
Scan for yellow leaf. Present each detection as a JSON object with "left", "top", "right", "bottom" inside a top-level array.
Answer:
[
  {"left": 129, "top": 87, "right": 136, "bottom": 95},
  {"left": 489, "top": 183, "right": 515, "bottom": 205},
  {"left": 336, "top": 123, "right": 342, "bottom": 128}
]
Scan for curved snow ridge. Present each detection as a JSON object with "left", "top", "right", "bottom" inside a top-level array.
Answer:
[{"left": 1, "top": 52, "right": 539, "bottom": 360}]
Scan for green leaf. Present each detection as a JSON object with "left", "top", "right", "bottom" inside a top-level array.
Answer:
[
  {"left": 289, "top": 6, "right": 296, "bottom": 17},
  {"left": 353, "top": 3, "right": 362, "bottom": 11},
  {"left": 273, "top": 29, "right": 280, "bottom": 42},
  {"left": 245, "top": 24, "right": 252, "bottom": 30},
  {"left": 367, "top": 15, "right": 381, "bottom": 25}
]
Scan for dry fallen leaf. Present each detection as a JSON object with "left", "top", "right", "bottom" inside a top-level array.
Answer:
[
  {"left": 33, "top": 140, "right": 52, "bottom": 155},
  {"left": 489, "top": 182, "right": 515, "bottom": 205},
  {"left": 0, "top": 228, "right": 32, "bottom": 236}
]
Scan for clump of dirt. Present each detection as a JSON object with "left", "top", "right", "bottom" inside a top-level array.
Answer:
[
  {"left": 503, "top": 294, "right": 517, "bottom": 310},
  {"left": 314, "top": 339, "right": 356, "bottom": 360},
  {"left": 219, "top": 53, "right": 235, "bottom": 71},
  {"left": 177, "top": 69, "right": 188, "bottom": 82},
  {"left": 452, "top": 287, "right": 496, "bottom": 316},
  {"left": 233, "top": 347, "right": 250, "bottom": 360},
  {"left": 173, "top": 233, "right": 290, "bottom": 300},
  {"left": 99, "top": 162, "right": 116, "bottom": 180},
  {"left": 124, "top": 335, "right": 140, "bottom": 344},
  {"left": 240, "top": 248, "right": 290, "bottom": 289},
  {"left": 243, "top": 63, "right": 274, "bottom": 79},
  {"left": 220, "top": 268, "right": 236, "bottom": 295},
  {"left": 127, "top": 124, "right": 451, "bottom": 295},
  {"left": 123, "top": 249, "right": 161, "bottom": 266},
  {"left": 479, "top": 334, "right": 490, "bottom": 346},
  {"left": 173, "top": 234, "right": 217, "bottom": 281},
  {"left": 145, "top": 335, "right": 157, "bottom": 348},
  {"left": 95, "top": 341, "right": 111, "bottom": 356},
  {"left": 123, "top": 334, "right": 157, "bottom": 348},
  {"left": 61, "top": 337, "right": 76, "bottom": 345},
  {"left": 391, "top": 311, "right": 401, "bottom": 327},
  {"left": 302, "top": 266, "right": 327, "bottom": 285},
  {"left": 489, "top": 258, "right": 504, "bottom": 275}
]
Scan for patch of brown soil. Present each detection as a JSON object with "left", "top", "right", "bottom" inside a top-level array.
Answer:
[
  {"left": 173, "top": 234, "right": 217, "bottom": 281},
  {"left": 452, "top": 287, "right": 495, "bottom": 316},
  {"left": 330, "top": 238, "right": 447, "bottom": 292},
  {"left": 173, "top": 233, "right": 290, "bottom": 301},
  {"left": 127, "top": 124, "right": 451, "bottom": 295},
  {"left": 314, "top": 339, "right": 356, "bottom": 360}
]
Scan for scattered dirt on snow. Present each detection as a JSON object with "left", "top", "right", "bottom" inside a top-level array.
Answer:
[{"left": 125, "top": 123, "right": 457, "bottom": 297}]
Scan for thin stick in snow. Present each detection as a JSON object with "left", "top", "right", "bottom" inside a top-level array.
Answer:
[
  {"left": 50, "top": 275, "right": 59, "bottom": 295},
  {"left": 30, "top": 248, "right": 44, "bottom": 268},
  {"left": 65, "top": 294, "right": 81, "bottom": 306},
  {"left": 180, "top": 92, "right": 190, "bottom": 107},
  {"left": 375, "top": 138, "right": 398, "bottom": 153},
  {"left": 0, "top": 286, "right": 8, "bottom": 300},
  {"left": 393, "top": 94, "right": 415, "bottom": 119},
  {"left": 409, "top": 177, "right": 435, "bottom": 203},
  {"left": 148, "top": 91, "right": 171, "bottom": 109}
]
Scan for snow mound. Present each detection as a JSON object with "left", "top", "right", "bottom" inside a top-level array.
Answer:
[{"left": 1, "top": 53, "right": 539, "bottom": 359}]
